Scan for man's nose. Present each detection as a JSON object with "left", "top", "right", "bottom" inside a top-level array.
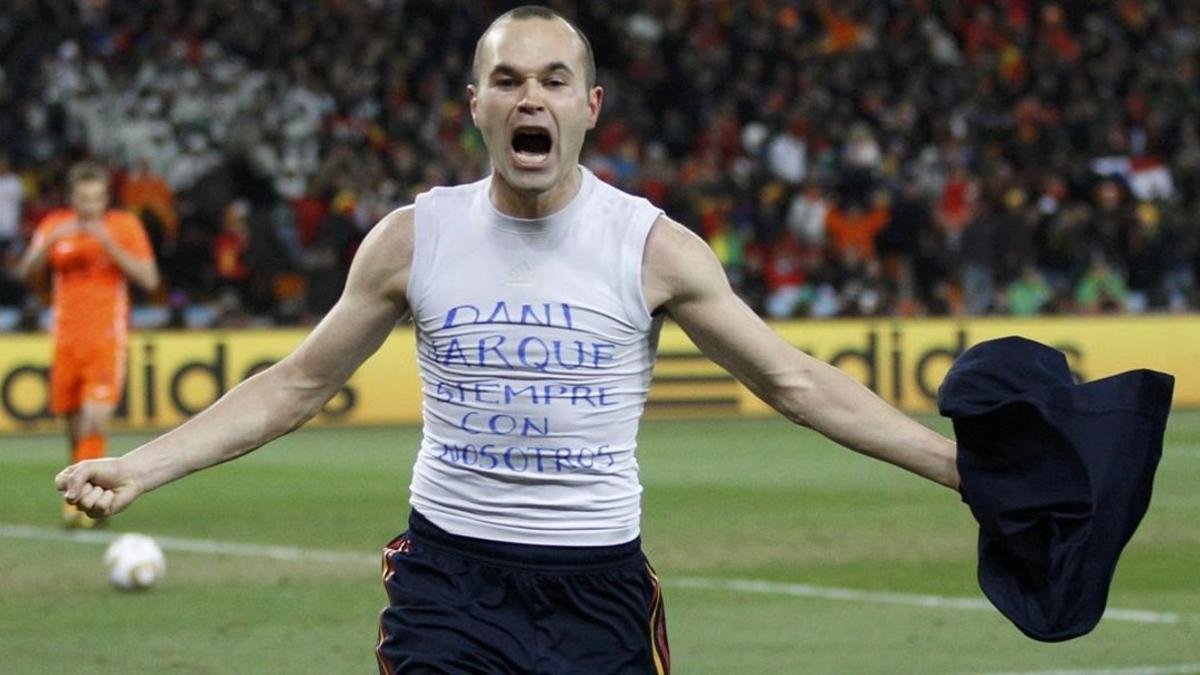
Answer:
[{"left": 517, "top": 80, "right": 545, "bottom": 113}]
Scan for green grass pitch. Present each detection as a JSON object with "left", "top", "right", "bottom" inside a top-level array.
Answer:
[{"left": 2, "top": 413, "right": 1198, "bottom": 674}]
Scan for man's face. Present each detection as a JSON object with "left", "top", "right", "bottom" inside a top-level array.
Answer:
[
  {"left": 469, "top": 18, "right": 602, "bottom": 195},
  {"left": 70, "top": 179, "right": 109, "bottom": 220}
]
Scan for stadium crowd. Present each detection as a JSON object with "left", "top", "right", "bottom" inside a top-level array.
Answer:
[{"left": 2, "top": 0, "right": 1199, "bottom": 328}]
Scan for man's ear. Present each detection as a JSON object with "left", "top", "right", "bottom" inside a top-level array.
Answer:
[{"left": 586, "top": 86, "right": 604, "bottom": 130}]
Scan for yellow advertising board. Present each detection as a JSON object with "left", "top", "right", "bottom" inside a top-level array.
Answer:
[
  {"left": 0, "top": 329, "right": 424, "bottom": 433},
  {"left": 732, "top": 315, "right": 1198, "bottom": 415},
  {"left": 0, "top": 315, "right": 1194, "bottom": 432}
]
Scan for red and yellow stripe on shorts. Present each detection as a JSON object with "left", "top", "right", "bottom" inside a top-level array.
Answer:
[{"left": 646, "top": 561, "right": 671, "bottom": 674}]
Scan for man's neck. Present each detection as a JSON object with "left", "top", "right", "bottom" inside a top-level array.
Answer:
[{"left": 489, "top": 168, "right": 582, "bottom": 219}]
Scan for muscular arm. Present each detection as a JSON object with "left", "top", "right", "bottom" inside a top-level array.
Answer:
[
  {"left": 642, "top": 216, "right": 959, "bottom": 490},
  {"left": 84, "top": 221, "right": 160, "bottom": 291},
  {"left": 98, "top": 233, "right": 160, "bottom": 291},
  {"left": 13, "top": 226, "right": 67, "bottom": 282},
  {"left": 57, "top": 207, "right": 416, "bottom": 514}
]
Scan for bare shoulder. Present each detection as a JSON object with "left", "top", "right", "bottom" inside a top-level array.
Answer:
[
  {"left": 362, "top": 205, "right": 415, "bottom": 256},
  {"left": 642, "top": 214, "right": 729, "bottom": 313},
  {"left": 347, "top": 205, "right": 415, "bottom": 303}
]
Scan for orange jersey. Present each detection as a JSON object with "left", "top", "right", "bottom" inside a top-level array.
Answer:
[
  {"left": 825, "top": 205, "right": 890, "bottom": 261},
  {"left": 32, "top": 208, "right": 153, "bottom": 345}
]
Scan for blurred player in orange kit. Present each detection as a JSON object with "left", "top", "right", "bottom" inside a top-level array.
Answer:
[{"left": 14, "top": 161, "right": 159, "bottom": 527}]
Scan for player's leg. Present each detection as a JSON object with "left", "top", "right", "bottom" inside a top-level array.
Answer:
[
  {"left": 62, "top": 344, "right": 122, "bottom": 528},
  {"left": 375, "top": 528, "right": 535, "bottom": 674},
  {"left": 65, "top": 411, "right": 81, "bottom": 452},
  {"left": 75, "top": 399, "right": 116, "bottom": 461},
  {"left": 74, "top": 341, "right": 123, "bottom": 463},
  {"left": 49, "top": 342, "right": 111, "bottom": 464},
  {"left": 59, "top": 411, "right": 89, "bottom": 527},
  {"left": 50, "top": 350, "right": 91, "bottom": 526},
  {"left": 60, "top": 402, "right": 116, "bottom": 529},
  {"left": 50, "top": 348, "right": 83, "bottom": 462},
  {"left": 533, "top": 557, "right": 671, "bottom": 675}
]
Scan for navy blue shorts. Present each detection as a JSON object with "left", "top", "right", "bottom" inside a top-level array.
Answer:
[{"left": 376, "top": 510, "right": 670, "bottom": 674}]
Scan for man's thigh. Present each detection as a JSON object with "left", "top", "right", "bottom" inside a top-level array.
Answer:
[
  {"left": 78, "top": 342, "right": 123, "bottom": 407},
  {"left": 376, "top": 533, "right": 534, "bottom": 675},
  {"left": 532, "top": 560, "right": 671, "bottom": 675}
]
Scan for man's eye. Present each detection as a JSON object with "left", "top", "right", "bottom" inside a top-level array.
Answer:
[
  {"left": 496, "top": 78, "right": 516, "bottom": 88},
  {"left": 546, "top": 80, "right": 566, "bottom": 88}
]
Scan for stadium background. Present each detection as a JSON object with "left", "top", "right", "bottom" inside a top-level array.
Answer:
[{"left": 2, "top": 2, "right": 1199, "bottom": 674}]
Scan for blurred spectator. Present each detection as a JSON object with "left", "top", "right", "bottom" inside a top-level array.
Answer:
[
  {"left": 1037, "top": 203, "right": 1092, "bottom": 301},
  {"left": 0, "top": 152, "right": 22, "bottom": 249},
  {"left": 785, "top": 180, "right": 830, "bottom": 248},
  {"left": 832, "top": 251, "right": 887, "bottom": 318},
  {"left": 825, "top": 194, "right": 889, "bottom": 263},
  {"left": 120, "top": 160, "right": 178, "bottom": 237},
  {"left": 213, "top": 200, "right": 250, "bottom": 305},
  {"left": 936, "top": 164, "right": 979, "bottom": 241},
  {"left": 119, "top": 158, "right": 178, "bottom": 289},
  {"left": 1005, "top": 266, "right": 1053, "bottom": 317},
  {"left": 878, "top": 177, "right": 928, "bottom": 315},
  {"left": 762, "top": 232, "right": 815, "bottom": 319},
  {"left": 303, "top": 190, "right": 358, "bottom": 318},
  {"left": 839, "top": 123, "right": 882, "bottom": 205},
  {"left": 0, "top": 152, "right": 25, "bottom": 306},
  {"left": 1123, "top": 202, "right": 1170, "bottom": 312},
  {"left": 995, "top": 188, "right": 1038, "bottom": 286},
  {"left": 765, "top": 117, "right": 808, "bottom": 185},
  {"left": 1075, "top": 252, "right": 1131, "bottom": 314},
  {"left": 1090, "top": 179, "right": 1131, "bottom": 263}
]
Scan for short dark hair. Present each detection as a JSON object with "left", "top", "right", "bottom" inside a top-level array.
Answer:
[
  {"left": 67, "top": 161, "right": 109, "bottom": 189},
  {"left": 472, "top": 5, "right": 596, "bottom": 88}
]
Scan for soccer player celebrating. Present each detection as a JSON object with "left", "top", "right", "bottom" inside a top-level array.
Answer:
[
  {"left": 18, "top": 161, "right": 158, "bottom": 528},
  {"left": 56, "top": 8, "right": 956, "bottom": 672}
]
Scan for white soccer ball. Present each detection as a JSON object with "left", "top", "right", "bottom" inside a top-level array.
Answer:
[{"left": 103, "top": 533, "right": 166, "bottom": 591}]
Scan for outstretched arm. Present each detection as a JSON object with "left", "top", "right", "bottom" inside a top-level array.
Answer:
[
  {"left": 56, "top": 207, "right": 416, "bottom": 516},
  {"left": 642, "top": 216, "right": 958, "bottom": 490}
]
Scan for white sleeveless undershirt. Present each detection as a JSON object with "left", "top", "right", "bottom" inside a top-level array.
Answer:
[{"left": 406, "top": 167, "right": 664, "bottom": 546}]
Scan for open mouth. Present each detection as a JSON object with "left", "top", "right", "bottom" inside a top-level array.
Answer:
[{"left": 511, "top": 127, "right": 553, "bottom": 167}]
